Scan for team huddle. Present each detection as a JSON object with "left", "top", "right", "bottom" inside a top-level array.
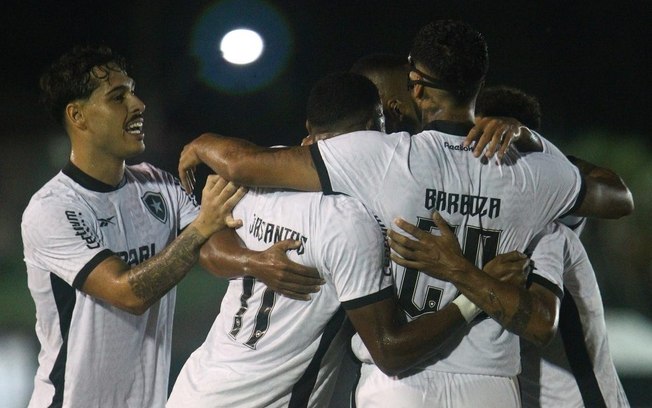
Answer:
[{"left": 22, "top": 19, "right": 633, "bottom": 407}]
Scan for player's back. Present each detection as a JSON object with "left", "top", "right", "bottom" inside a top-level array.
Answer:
[
  {"left": 167, "top": 188, "right": 391, "bottom": 408},
  {"left": 313, "top": 122, "right": 582, "bottom": 375}
]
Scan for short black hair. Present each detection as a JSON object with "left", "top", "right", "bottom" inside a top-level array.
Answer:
[
  {"left": 409, "top": 20, "right": 488, "bottom": 103},
  {"left": 476, "top": 86, "right": 542, "bottom": 130},
  {"left": 306, "top": 72, "right": 380, "bottom": 130},
  {"left": 39, "top": 45, "right": 127, "bottom": 125}
]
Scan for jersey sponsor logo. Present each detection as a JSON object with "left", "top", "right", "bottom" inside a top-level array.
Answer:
[
  {"left": 372, "top": 215, "right": 392, "bottom": 271},
  {"left": 142, "top": 192, "right": 168, "bottom": 223},
  {"left": 248, "top": 213, "right": 308, "bottom": 254},
  {"left": 98, "top": 216, "right": 115, "bottom": 227},
  {"left": 443, "top": 141, "right": 473, "bottom": 152},
  {"left": 425, "top": 188, "right": 501, "bottom": 218},
  {"left": 65, "top": 210, "right": 100, "bottom": 249},
  {"left": 116, "top": 243, "right": 156, "bottom": 266}
]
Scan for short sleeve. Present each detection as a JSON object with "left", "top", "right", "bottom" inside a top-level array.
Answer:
[
  {"left": 318, "top": 197, "right": 393, "bottom": 307},
  {"left": 527, "top": 223, "right": 566, "bottom": 299},
  {"left": 172, "top": 176, "right": 200, "bottom": 230},
  {"left": 22, "top": 198, "right": 112, "bottom": 289},
  {"left": 524, "top": 153, "right": 585, "bottom": 223}
]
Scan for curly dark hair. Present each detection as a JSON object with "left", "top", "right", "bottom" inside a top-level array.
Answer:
[
  {"left": 39, "top": 45, "right": 127, "bottom": 125},
  {"left": 409, "top": 20, "right": 488, "bottom": 103},
  {"left": 476, "top": 86, "right": 542, "bottom": 130},
  {"left": 306, "top": 72, "right": 381, "bottom": 130}
]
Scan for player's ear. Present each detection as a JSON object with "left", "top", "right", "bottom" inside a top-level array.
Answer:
[
  {"left": 408, "top": 71, "right": 425, "bottom": 100},
  {"left": 305, "top": 119, "right": 313, "bottom": 135},
  {"left": 387, "top": 99, "right": 402, "bottom": 119},
  {"left": 66, "top": 102, "right": 86, "bottom": 130}
]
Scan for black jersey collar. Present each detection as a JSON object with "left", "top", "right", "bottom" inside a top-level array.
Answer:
[
  {"left": 422, "top": 120, "right": 474, "bottom": 136},
  {"left": 62, "top": 161, "right": 126, "bottom": 192}
]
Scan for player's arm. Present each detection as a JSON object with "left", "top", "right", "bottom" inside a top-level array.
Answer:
[
  {"left": 178, "top": 133, "right": 320, "bottom": 191},
  {"left": 344, "top": 293, "right": 469, "bottom": 376},
  {"left": 81, "top": 176, "right": 246, "bottom": 315},
  {"left": 342, "top": 247, "right": 531, "bottom": 375},
  {"left": 199, "top": 228, "right": 325, "bottom": 301},
  {"left": 568, "top": 155, "right": 634, "bottom": 219},
  {"left": 389, "top": 213, "right": 559, "bottom": 347}
]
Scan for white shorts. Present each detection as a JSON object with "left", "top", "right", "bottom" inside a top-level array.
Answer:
[{"left": 355, "top": 363, "right": 521, "bottom": 408}]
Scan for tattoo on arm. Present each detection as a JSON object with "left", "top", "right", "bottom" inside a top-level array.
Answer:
[
  {"left": 507, "top": 290, "right": 533, "bottom": 335},
  {"left": 486, "top": 288, "right": 534, "bottom": 334},
  {"left": 487, "top": 289, "right": 505, "bottom": 322},
  {"left": 127, "top": 226, "right": 207, "bottom": 305}
]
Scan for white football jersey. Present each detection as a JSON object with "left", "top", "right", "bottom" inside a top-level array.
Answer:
[
  {"left": 167, "top": 188, "right": 393, "bottom": 407},
  {"left": 22, "top": 161, "right": 199, "bottom": 408},
  {"left": 312, "top": 121, "right": 583, "bottom": 376},
  {"left": 520, "top": 222, "right": 630, "bottom": 407}
]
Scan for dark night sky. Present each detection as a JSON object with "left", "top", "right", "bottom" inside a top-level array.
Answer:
[
  {"left": 2, "top": 1, "right": 650, "bottom": 148},
  {"left": 1, "top": 0, "right": 650, "bottom": 254}
]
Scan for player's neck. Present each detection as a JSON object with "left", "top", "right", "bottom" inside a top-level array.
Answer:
[
  {"left": 419, "top": 99, "right": 474, "bottom": 127},
  {"left": 69, "top": 149, "right": 125, "bottom": 187}
]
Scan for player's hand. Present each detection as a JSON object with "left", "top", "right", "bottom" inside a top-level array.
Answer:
[
  {"left": 192, "top": 175, "right": 247, "bottom": 238},
  {"left": 388, "top": 212, "right": 470, "bottom": 282},
  {"left": 178, "top": 139, "right": 203, "bottom": 193},
  {"left": 464, "top": 116, "right": 525, "bottom": 162},
  {"left": 483, "top": 251, "right": 530, "bottom": 287},
  {"left": 248, "top": 239, "right": 325, "bottom": 301}
]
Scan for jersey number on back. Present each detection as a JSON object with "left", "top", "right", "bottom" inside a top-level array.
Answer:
[
  {"left": 229, "top": 276, "right": 276, "bottom": 349},
  {"left": 398, "top": 216, "right": 501, "bottom": 318}
]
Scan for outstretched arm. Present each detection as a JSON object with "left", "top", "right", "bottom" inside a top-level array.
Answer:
[
  {"left": 388, "top": 212, "right": 559, "bottom": 347},
  {"left": 178, "top": 133, "right": 320, "bottom": 191},
  {"left": 82, "top": 176, "right": 247, "bottom": 314},
  {"left": 200, "top": 228, "right": 325, "bottom": 301},
  {"left": 568, "top": 155, "right": 634, "bottom": 219}
]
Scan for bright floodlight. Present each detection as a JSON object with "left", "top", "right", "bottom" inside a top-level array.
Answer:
[{"left": 220, "top": 29, "right": 264, "bottom": 64}]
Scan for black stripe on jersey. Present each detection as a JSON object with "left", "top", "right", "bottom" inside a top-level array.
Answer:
[
  {"left": 72, "top": 249, "right": 114, "bottom": 290},
  {"left": 62, "top": 161, "right": 126, "bottom": 192},
  {"left": 562, "top": 176, "right": 587, "bottom": 218},
  {"left": 288, "top": 307, "right": 346, "bottom": 408},
  {"left": 48, "top": 274, "right": 76, "bottom": 408},
  {"left": 559, "top": 290, "right": 607, "bottom": 408},
  {"left": 527, "top": 273, "right": 564, "bottom": 300},
  {"left": 341, "top": 286, "right": 394, "bottom": 311},
  {"left": 309, "top": 144, "right": 334, "bottom": 195}
]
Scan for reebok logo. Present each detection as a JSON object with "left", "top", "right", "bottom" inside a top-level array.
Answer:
[
  {"left": 98, "top": 216, "right": 116, "bottom": 227},
  {"left": 444, "top": 141, "right": 473, "bottom": 152}
]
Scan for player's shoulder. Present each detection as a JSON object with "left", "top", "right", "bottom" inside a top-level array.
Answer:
[
  {"left": 126, "top": 162, "right": 177, "bottom": 185},
  {"left": 319, "top": 130, "right": 407, "bottom": 149},
  {"left": 22, "top": 174, "right": 89, "bottom": 229},
  {"left": 520, "top": 150, "right": 573, "bottom": 167},
  {"left": 318, "top": 194, "right": 383, "bottom": 238},
  {"left": 25, "top": 171, "right": 82, "bottom": 210}
]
